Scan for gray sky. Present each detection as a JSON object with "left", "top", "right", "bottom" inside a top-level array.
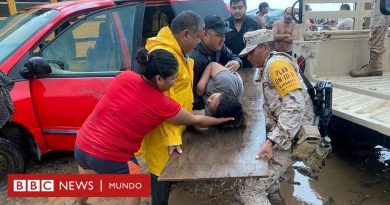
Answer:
[{"left": 225, "top": 0, "right": 352, "bottom": 11}]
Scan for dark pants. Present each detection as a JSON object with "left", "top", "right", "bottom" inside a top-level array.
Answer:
[
  {"left": 151, "top": 174, "right": 172, "bottom": 205},
  {"left": 74, "top": 145, "right": 138, "bottom": 174}
]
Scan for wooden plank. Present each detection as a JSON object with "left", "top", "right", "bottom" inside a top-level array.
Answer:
[{"left": 159, "top": 68, "right": 269, "bottom": 181}]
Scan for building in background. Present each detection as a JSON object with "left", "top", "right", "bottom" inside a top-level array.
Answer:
[{"left": 0, "top": 0, "right": 59, "bottom": 19}]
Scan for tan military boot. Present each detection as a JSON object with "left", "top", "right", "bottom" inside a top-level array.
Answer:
[
  {"left": 349, "top": 64, "right": 383, "bottom": 77},
  {"left": 350, "top": 51, "right": 383, "bottom": 77}
]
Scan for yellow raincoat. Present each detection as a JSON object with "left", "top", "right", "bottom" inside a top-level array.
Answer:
[{"left": 137, "top": 26, "right": 194, "bottom": 176}]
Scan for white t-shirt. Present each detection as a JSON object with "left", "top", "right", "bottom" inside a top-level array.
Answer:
[{"left": 337, "top": 18, "right": 353, "bottom": 30}]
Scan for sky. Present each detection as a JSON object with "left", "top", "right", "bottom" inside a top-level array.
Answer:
[{"left": 225, "top": 0, "right": 353, "bottom": 12}]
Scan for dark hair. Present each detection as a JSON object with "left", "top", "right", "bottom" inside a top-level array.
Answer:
[
  {"left": 230, "top": 0, "right": 246, "bottom": 7},
  {"left": 136, "top": 48, "right": 178, "bottom": 80},
  {"left": 213, "top": 93, "right": 245, "bottom": 128},
  {"left": 284, "top": 7, "right": 292, "bottom": 14},
  {"left": 170, "top": 10, "right": 204, "bottom": 34},
  {"left": 259, "top": 2, "right": 269, "bottom": 10},
  {"left": 340, "top": 4, "right": 350, "bottom": 10}
]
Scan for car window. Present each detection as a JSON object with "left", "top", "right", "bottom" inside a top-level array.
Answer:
[
  {"left": 41, "top": 5, "right": 136, "bottom": 74},
  {"left": 142, "top": 4, "right": 175, "bottom": 46},
  {"left": 33, "top": 16, "right": 84, "bottom": 55},
  {"left": 0, "top": 9, "right": 59, "bottom": 64}
]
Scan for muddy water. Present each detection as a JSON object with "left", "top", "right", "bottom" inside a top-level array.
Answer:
[
  {"left": 1, "top": 147, "right": 389, "bottom": 205},
  {"left": 281, "top": 147, "right": 390, "bottom": 205},
  {"left": 169, "top": 146, "right": 390, "bottom": 205}
]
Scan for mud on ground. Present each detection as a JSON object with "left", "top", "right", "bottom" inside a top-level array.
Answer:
[{"left": 1, "top": 146, "right": 390, "bottom": 205}]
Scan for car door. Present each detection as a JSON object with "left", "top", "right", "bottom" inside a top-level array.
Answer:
[{"left": 30, "top": 3, "right": 145, "bottom": 151}]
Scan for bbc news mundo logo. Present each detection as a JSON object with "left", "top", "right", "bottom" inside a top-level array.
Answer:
[
  {"left": 8, "top": 174, "right": 150, "bottom": 197},
  {"left": 14, "top": 180, "right": 54, "bottom": 192}
]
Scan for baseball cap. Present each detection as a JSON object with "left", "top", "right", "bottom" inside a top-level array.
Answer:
[
  {"left": 238, "top": 29, "right": 274, "bottom": 56},
  {"left": 204, "top": 15, "right": 232, "bottom": 34}
]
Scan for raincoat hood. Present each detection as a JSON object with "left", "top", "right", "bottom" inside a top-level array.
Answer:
[{"left": 145, "top": 27, "right": 185, "bottom": 59}]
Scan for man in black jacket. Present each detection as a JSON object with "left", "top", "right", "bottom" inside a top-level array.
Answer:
[
  {"left": 190, "top": 15, "right": 242, "bottom": 110},
  {"left": 225, "top": 0, "right": 261, "bottom": 68}
]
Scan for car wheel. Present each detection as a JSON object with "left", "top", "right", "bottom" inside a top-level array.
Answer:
[{"left": 0, "top": 138, "right": 24, "bottom": 192}]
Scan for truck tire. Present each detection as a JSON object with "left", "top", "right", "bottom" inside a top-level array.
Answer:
[{"left": 0, "top": 138, "right": 24, "bottom": 192}]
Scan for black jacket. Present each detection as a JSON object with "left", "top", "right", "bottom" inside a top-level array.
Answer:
[
  {"left": 190, "top": 42, "right": 242, "bottom": 110},
  {"left": 225, "top": 15, "right": 261, "bottom": 68}
]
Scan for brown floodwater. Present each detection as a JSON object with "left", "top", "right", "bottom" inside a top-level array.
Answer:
[
  {"left": 280, "top": 146, "right": 390, "bottom": 205},
  {"left": 168, "top": 145, "right": 390, "bottom": 205}
]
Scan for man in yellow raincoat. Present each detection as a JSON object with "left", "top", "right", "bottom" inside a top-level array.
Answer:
[{"left": 138, "top": 11, "right": 204, "bottom": 205}]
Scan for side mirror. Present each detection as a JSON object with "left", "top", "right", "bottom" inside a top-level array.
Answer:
[
  {"left": 292, "top": 0, "right": 303, "bottom": 24},
  {"left": 21, "top": 57, "right": 52, "bottom": 78},
  {"left": 380, "top": 0, "right": 390, "bottom": 15}
]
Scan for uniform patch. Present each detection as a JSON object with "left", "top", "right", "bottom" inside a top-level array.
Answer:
[{"left": 269, "top": 59, "right": 302, "bottom": 97}]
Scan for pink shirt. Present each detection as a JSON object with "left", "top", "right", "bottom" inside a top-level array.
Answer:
[{"left": 76, "top": 71, "right": 180, "bottom": 162}]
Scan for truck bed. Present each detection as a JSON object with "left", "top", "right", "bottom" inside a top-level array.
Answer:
[
  {"left": 295, "top": 30, "right": 390, "bottom": 137},
  {"left": 317, "top": 72, "right": 390, "bottom": 136}
]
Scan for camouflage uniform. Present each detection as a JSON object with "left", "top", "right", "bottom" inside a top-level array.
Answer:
[
  {"left": 262, "top": 53, "right": 315, "bottom": 148},
  {"left": 350, "top": 0, "right": 390, "bottom": 77},
  {"left": 238, "top": 52, "right": 315, "bottom": 204}
]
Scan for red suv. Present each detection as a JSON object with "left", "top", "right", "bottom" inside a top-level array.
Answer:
[{"left": 0, "top": 0, "right": 229, "bottom": 190}]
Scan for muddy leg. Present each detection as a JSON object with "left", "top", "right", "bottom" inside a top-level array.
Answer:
[
  {"left": 75, "top": 165, "right": 96, "bottom": 205},
  {"left": 238, "top": 177, "right": 271, "bottom": 205},
  {"left": 121, "top": 197, "right": 140, "bottom": 205}
]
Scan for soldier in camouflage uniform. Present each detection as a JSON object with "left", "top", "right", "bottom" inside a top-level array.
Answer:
[
  {"left": 238, "top": 29, "right": 315, "bottom": 204},
  {"left": 350, "top": 0, "right": 390, "bottom": 77}
]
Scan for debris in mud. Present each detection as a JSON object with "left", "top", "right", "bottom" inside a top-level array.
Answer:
[
  {"left": 349, "top": 190, "right": 370, "bottom": 205},
  {"left": 292, "top": 166, "right": 319, "bottom": 180},
  {"left": 349, "top": 193, "right": 370, "bottom": 205},
  {"left": 360, "top": 176, "right": 383, "bottom": 187},
  {"left": 176, "top": 179, "right": 242, "bottom": 204},
  {"left": 279, "top": 175, "right": 301, "bottom": 186},
  {"left": 323, "top": 196, "right": 336, "bottom": 205}
]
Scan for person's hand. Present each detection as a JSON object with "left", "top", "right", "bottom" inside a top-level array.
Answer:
[
  {"left": 168, "top": 145, "right": 183, "bottom": 155},
  {"left": 219, "top": 117, "right": 235, "bottom": 124},
  {"left": 256, "top": 139, "right": 274, "bottom": 160},
  {"left": 284, "top": 34, "right": 291, "bottom": 38},
  {"left": 225, "top": 60, "right": 240, "bottom": 71}
]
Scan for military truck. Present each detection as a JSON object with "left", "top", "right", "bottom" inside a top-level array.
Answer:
[{"left": 291, "top": 0, "right": 390, "bottom": 149}]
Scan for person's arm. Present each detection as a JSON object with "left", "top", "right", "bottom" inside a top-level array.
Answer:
[
  {"left": 283, "top": 34, "right": 295, "bottom": 43},
  {"left": 272, "top": 22, "right": 289, "bottom": 41},
  {"left": 167, "top": 107, "right": 234, "bottom": 127},
  {"left": 221, "top": 45, "right": 242, "bottom": 71},
  {"left": 256, "top": 89, "right": 306, "bottom": 160},
  {"left": 283, "top": 26, "right": 297, "bottom": 43},
  {"left": 266, "top": 89, "right": 306, "bottom": 150},
  {"left": 196, "top": 62, "right": 226, "bottom": 96},
  {"left": 196, "top": 64, "right": 212, "bottom": 96},
  {"left": 283, "top": 36, "right": 294, "bottom": 43}
]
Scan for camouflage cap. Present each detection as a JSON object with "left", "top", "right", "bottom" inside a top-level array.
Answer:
[{"left": 239, "top": 29, "right": 274, "bottom": 57}]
